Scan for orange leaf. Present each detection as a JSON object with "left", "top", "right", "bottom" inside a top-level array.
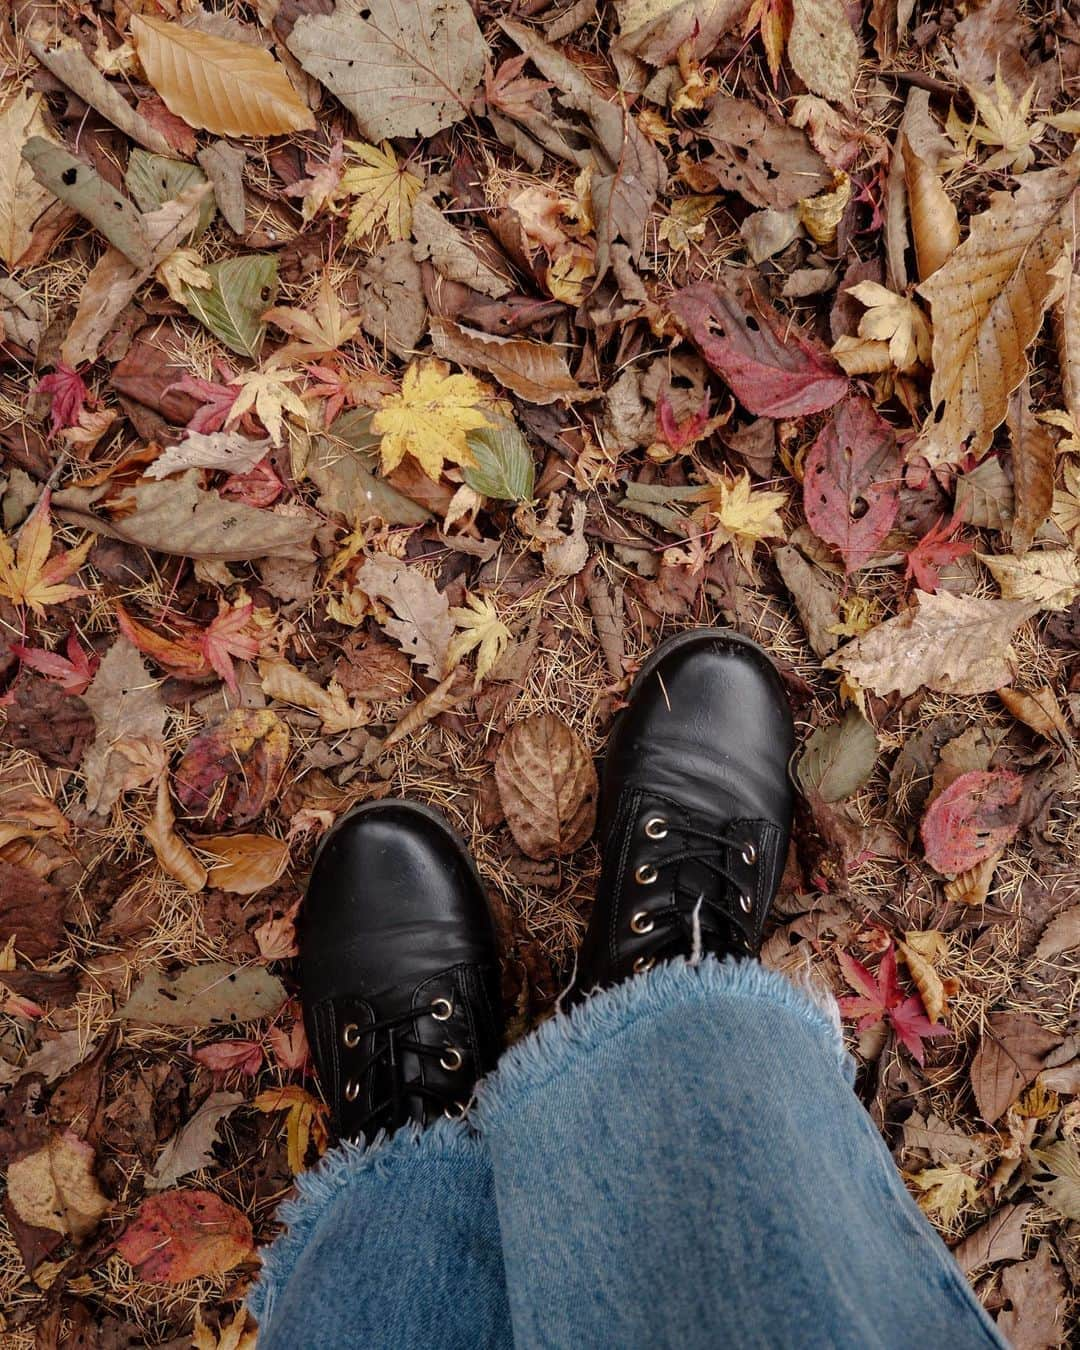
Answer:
[{"left": 117, "top": 1190, "right": 254, "bottom": 1283}]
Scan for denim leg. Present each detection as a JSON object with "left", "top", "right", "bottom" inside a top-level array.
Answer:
[
  {"left": 248, "top": 1116, "right": 512, "bottom": 1350},
  {"left": 474, "top": 957, "right": 1006, "bottom": 1350}
]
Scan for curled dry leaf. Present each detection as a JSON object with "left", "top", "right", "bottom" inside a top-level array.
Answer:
[
  {"left": 146, "top": 777, "right": 207, "bottom": 893},
  {"left": 997, "top": 686, "right": 1072, "bottom": 747},
  {"left": 430, "top": 318, "right": 592, "bottom": 405},
  {"left": 131, "top": 15, "right": 315, "bottom": 139},
  {"left": 117, "top": 1189, "right": 254, "bottom": 1284},
  {"left": 495, "top": 713, "right": 598, "bottom": 860},
  {"left": 260, "top": 658, "right": 366, "bottom": 734}
]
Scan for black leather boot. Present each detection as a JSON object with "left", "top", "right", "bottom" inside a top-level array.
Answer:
[
  {"left": 570, "top": 628, "right": 795, "bottom": 998},
  {"left": 301, "top": 800, "right": 503, "bottom": 1139}
]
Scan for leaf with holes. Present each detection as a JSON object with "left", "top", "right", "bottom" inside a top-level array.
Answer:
[
  {"left": 182, "top": 254, "right": 279, "bottom": 360},
  {"left": 803, "top": 396, "right": 900, "bottom": 571},
  {"left": 920, "top": 769, "right": 1023, "bottom": 875},
  {"left": 118, "top": 962, "right": 286, "bottom": 1028}
]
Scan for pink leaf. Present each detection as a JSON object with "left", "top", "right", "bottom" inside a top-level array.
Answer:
[
  {"left": 35, "top": 364, "right": 88, "bottom": 434},
  {"left": 12, "top": 631, "right": 98, "bottom": 694},
  {"left": 904, "top": 516, "right": 973, "bottom": 592},
  {"left": 669, "top": 279, "right": 847, "bottom": 418},
  {"left": 837, "top": 943, "right": 949, "bottom": 1064},
  {"left": 193, "top": 1039, "right": 264, "bottom": 1076},
  {"left": 920, "top": 770, "right": 1024, "bottom": 875},
  {"left": 197, "top": 602, "right": 261, "bottom": 693}
]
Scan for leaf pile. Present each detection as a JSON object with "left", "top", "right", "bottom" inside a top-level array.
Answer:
[{"left": 1, "top": 0, "right": 1079, "bottom": 1342}]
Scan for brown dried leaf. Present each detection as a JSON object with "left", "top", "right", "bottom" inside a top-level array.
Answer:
[
  {"left": 995, "top": 1243, "right": 1067, "bottom": 1350},
  {"left": 173, "top": 709, "right": 290, "bottom": 831},
  {"left": 0, "top": 860, "right": 65, "bottom": 961},
  {"left": 354, "top": 553, "right": 454, "bottom": 678},
  {"left": 823, "top": 592, "right": 1035, "bottom": 697},
  {"left": 80, "top": 638, "right": 166, "bottom": 815},
  {"left": 145, "top": 779, "right": 208, "bottom": 894},
  {"left": 951, "top": 1202, "right": 1030, "bottom": 1275},
  {"left": 1008, "top": 382, "right": 1056, "bottom": 555},
  {"left": 0, "top": 91, "right": 56, "bottom": 269},
  {"left": 147, "top": 1091, "right": 244, "bottom": 1192},
  {"left": 259, "top": 658, "right": 367, "bottom": 734},
  {"left": 916, "top": 161, "right": 1080, "bottom": 468},
  {"left": 1034, "top": 906, "right": 1080, "bottom": 963},
  {"left": 495, "top": 713, "right": 598, "bottom": 860},
  {"left": 997, "top": 685, "right": 1073, "bottom": 746},
  {"left": 6, "top": 1131, "right": 109, "bottom": 1240},
  {"left": 118, "top": 962, "right": 286, "bottom": 1028},
  {"left": 200, "top": 834, "right": 290, "bottom": 896},
  {"left": 787, "top": 0, "right": 859, "bottom": 107},
  {"left": 430, "top": 318, "right": 591, "bottom": 405},
  {"left": 131, "top": 15, "right": 315, "bottom": 138},
  {"left": 903, "top": 131, "right": 958, "bottom": 281},
  {"left": 970, "top": 1011, "right": 1061, "bottom": 1123},
  {"left": 702, "top": 96, "right": 830, "bottom": 211},
  {"left": 613, "top": 0, "right": 750, "bottom": 64}
]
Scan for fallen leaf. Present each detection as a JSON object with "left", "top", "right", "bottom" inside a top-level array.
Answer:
[
  {"left": 225, "top": 369, "right": 307, "bottom": 447},
  {"left": 193, "top": 1306, "right": 257, "bottom": 1350},
  {"left": 902, "top": 1110, "right": 987, "bottom": 1166},
  {"left": 916, "top": 160, "right": 1080, "bottom": 467},
  {"left": 287, "top": 0, "right": 487, "bottom": 140},
  {"left": 613, "top": 0, "right": 749, "bottom": 64},
  {"left": 0, "top": 493, "right": 91, "bottom": 617},
  {"left": 688, "top": 471, "right": 788, "bottom": 569},
  {"left": 0, "top": 92, "right": 56, "bottom": 268},
  {"left": 838, "top": 944, "right": 949, "bottom": 1064},
  {"left": 970, "top": 1011, "right": 1060, "bottom": 1123},
  {"left": 997, "top": 686, "right": 1072, "bottom": 747},
  {"left": 264, "top": 274, "right": 363, "bottom": 366},
  {"left": 670, "top": 276, "right": 847, "bottom": 417},
  {"left": 54, "top": 471, "right": 313, "bottom": 562},
  {"left": 200, "top": 834, "right": 290, "bottom": 896},
  {"left": 702, "top": 96, "right": 830, "bottom": 211},
  {"left": 448, "top": 593, "right": 511, "bottom": 683},
  {"left": 254, "top": 1084, "right": 329, "bottom": 1174},
  {"left": 6, "top": 1131, "right": 109, "bottom": 1240},
  {"left": 147, "top": 1091, "right": 244, "bottom": 1191},
  {"left": 903, "top": 516, "right": 972, "bottom": 592},
  {"left": 797, "top": 708, "right": 878, "bottom": 803},
  {"left": 126, "top": 149, "right": 215, "bottom": 236},
  {"left": 118, "top": 962, "right": 286, "bottom": 1028},
  {"left": 80, "top": 638, "right": 166, "bottom": 815},
  {"left": 995, "top": 1242, "right": 1067, "bottom": 1350},
  {"left": 117, "top": 1189, "right": 254, "bottom": 1283},
  {"left": 372, "top": 358, "right": 489, "bottom": 481},
  {"left": 412, "top": 192, "right": 510, "bottom": 297},
  {"left": 253, "top": 899, "right": 301, "bottom": 960},
  {"left": 193, "top": 1040, "right": 264, "bottom": 1076},
  {"left": 896, "top": 935, "right": 949, "bottom": 1025},
  {"left": 146, "top": 430, "right": 271, "bottom": 480},
  {"left": 146, "top": 778, "right": 207, "bottom": 893},
  {"left": 978, "top": 549, "right": 1080, "bottom": 612},
  {"left": 131, "top": 15, "right": 314, "bottom": 138},
  {"left": 495, "top": 713, "right": 598, "bottom": 860},
  {"left": 951, "top": 1203, "right": 1030, "bottom": 1275},
  {"left": 823, "top": 592, "right": 1035, "bottom": 696},
  {"left": 1008, "top": 383, "right": 1057, "bottom": 554},
  {"left": 430, "top": 318, "right": 591, "bottom": 405},
  {"left": 965, "top": 68, "right": 1044, "bottom": 173},
  {"left": 197, "top": 139, "right": 247, "bottom": 234},
  {"left": 354, "top": 553, "right": 454, "bottom": 678},
  {"left": 0, "top": 860, "right": 65, "bottom": 961},
  {"left": 259, "top": 658, "right": 367, "bottom": 734},
  {"left": 173, "top": 709, "right": 290, "bottom": 830},
  {"left": 1034, "top": 907, "right": 1080, "bottom": 963},
  {"left": 920, "top": 770, "right": 1023, "bottom": 876},
  {"left": 182, "top": 254, "right": 279, "bottom": 360},
  {"left": 908, "top": 1164, "right": 979, "bottom": 1223},
  {"left": 803, "top": 396, "right": 900, "bottom": 570},
  {"left": 788, "top": 0, "right": 858, "bottom": 106},
  {"left": 463, "top": 417, "right": 536, "bottom": 502},
  {"left": 341, "top": 140, "right": 423, "bottom": 245}
]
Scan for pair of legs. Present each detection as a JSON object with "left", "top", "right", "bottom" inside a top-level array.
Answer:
[{"left": 249, "top": 630, "right": 1005, "bottom": 1349}]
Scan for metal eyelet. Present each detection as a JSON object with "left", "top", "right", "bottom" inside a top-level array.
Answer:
[
  {"left": 630, "top": 910, "right": 655, "bottom": 935},
  {"left": 344, "top": 1079, "right": 360, "bottom": 1102},
  {"left": 741, "top": 842, "right": 757, "bottom": 866},
  {"left": 634, "top": 863, "right": 659, "bottom": 886},
  {"left": 644, "top": 816, "right": 669, "bottom": 840},
  {"left": 431, "top": 997, "right": 454, "bottom": 1021},
  {"left": 342, "top": 1022, "right": 361, "bottom": 1048},
  {"left": 443, "top": 1100, "right": 467, "bottom": 1120},
  {"left": 440, "top": 1046, "right": 464, "bottom": 1072},
  {"left": 739, "top": 893, "right": 753, "bottom": 914},
  {"left": 633, "top": 956, "right": 656, "bottom": 974}
]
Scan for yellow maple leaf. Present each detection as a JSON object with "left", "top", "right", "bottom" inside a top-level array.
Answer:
[
  {"left": 546, "top": 249, "right": 595, "bottom": 304},
  {"left": 448, "top": 592, "right": 511, "bottom": 683},
  {"left": 688, "top": 472, "right": 787, "bottom": 569},
  {"left": 907, "top": 1164, "right": 979, "bottom": 1224},
  {"left": 658, "top": 196, "right": 716, "bottom": 253},
  {"left": 841, "top": 281, "right": 932, "bottom": 373},
  {"left": 156, "top": 246, "right": 211, "bottom": 305},
  {"left": 1051, "top": 460, "right": 1080, "bottom": 546},
  {"left": 226, "top": 368, "right": 308, "bottom": 446},
  {"left": 341, "top": 140, "right": 423, "bottom": 245},
  {"left": 254, "top": 1084, "right": 329, "bottom": 1175},
  {"left": 373, "top": 359, "right": 489, "bottom": 482},
  {"left": 0, "top": 494, "right": 92, "bottom": 617},
  {"left": 965, "top": 66, "right": 1044, "bottom": 173},
  {"left": 1039, "top": 409, "right": 1080, "bottom": 455}
]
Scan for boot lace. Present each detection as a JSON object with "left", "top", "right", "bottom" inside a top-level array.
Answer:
[
  {"left": 626, "top": 816, "right": 759, "bottom": 971},
  {"left": 339, "top": 997, "right": 467, "bottom": 1136}
]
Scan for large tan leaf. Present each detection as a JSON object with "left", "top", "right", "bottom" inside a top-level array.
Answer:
[
  {"left": 788, "top": 0, "right": 859, "bottom": 107},
  {"left": 978, "top": 548, "right": 1080, "bottom": 611},
  {"left": 823, "top": 591, "right": 1035, "bottom": 696},
  {"left": 354, "top": 552, "right": 454, "bottom": 678},
  {"left": 6, "top": 1131, "right": 109, "bottom": 1239},
  {"left": 430, "top": 318, "right": 592, "bottom": 405},
  {"left": 131, "top": 14, "right": 314, "bottom": 138},
  {"left": 494, "top": 713, "right": 598, "bottom": 860},
  {"left": 916, "top": 160, "right": 1080, "bottom": 467},
  {"left": 613, "top": 0, "right": 751, "bottom": 65},
  {"left": 287, "top": 0, "right": 487, "bottom": 141},
  {"left": 0, "top": 91, "right": 56, "bottom": 268},
  {"left": 970, "top": 1010, "right": 1060, "bottom": 1123},
  {"left": 200, "top": 834, "right": 290, "bottom": 896},
  {"left": 1007, "top": 381, "right": 1056, "bottom": 554}
]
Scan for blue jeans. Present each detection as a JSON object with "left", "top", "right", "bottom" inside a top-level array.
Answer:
[{"left": 249, "top": 958, "right": 1005, "bottom": 1349}]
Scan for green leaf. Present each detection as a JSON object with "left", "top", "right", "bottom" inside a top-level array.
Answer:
[
  {"left": 22, "top": 136, "right": 152, "bottom": 267},
  {"left": 125, "top": 149, "right": 215, "bottom": 238},
  {"left": 327, "top": 408, "right": 381, "bottom": 466},
  {"left": 798, "top": 707, "right": 878, "bottom": 803},
  {"left": 464, "top": 417, "right": 535, "bottom": 502},
  {"left": 182, "top": 253, "right": 278, "bottom": 359}
]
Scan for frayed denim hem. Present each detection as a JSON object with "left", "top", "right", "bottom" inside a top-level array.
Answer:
[
  {"left": 247, "top": 1113, "right": 479, "bottom": 1327},
  {"left": 473, "top": 955, "right": 854, "bottom": 1132}
]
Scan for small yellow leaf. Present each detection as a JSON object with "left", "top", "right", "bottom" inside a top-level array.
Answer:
[
  {"left": 254, "top": 1085, "right": 329, "bottom": 1174},
  {"left": 448, "top": 592, "right": 511, "bottom": 683},
  {"left": 156, "top": 246, "right": 211, "bottom": 305},
  {"left": 130, "top": 14, "right": 315, "bottom": 138},
  {"left": 908, "top": 1163, "right": 979, "bottom": 1223},
  {"left": 373, "top": 358, "right": 489, "bottom": 482},
  {"left": 225, "top": 368, "right": 308, "bottom": 447},
  {"left": 341, "top": 141, "right": 423, "bottom": 245},
  {"left": 843, "top": 282, "right": 931, "bottom": 373},
  {"left": 688, "top": 472, "right": 787, "bottom": 569},
  {"left": 0, "top": 496, "right": 92, "bottom": 617},
  {"left": 797, "top": 171, "right": 851, "bottom": 246}
]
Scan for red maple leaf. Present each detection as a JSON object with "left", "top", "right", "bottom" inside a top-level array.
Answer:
[
  {"left": 221, "top": 459, "right": 283, "bottom": 508},
  {"left": 166, "top": 370, "right": 240, "bottom": 434},
  {"left": 35, "top": 363, "right": 88, "bottom": 434},
  {"left": 837, "top": 944, "right": 949, "bottom": 1065},
  {"left": 12, "top": 630, "right": 99, "bottom": 694},
  {"left": 904, "top": 515, "right": 972, "bottom": 592},
  {"left": 197, "top": 601, "right": 262, "bottom": 692}
]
